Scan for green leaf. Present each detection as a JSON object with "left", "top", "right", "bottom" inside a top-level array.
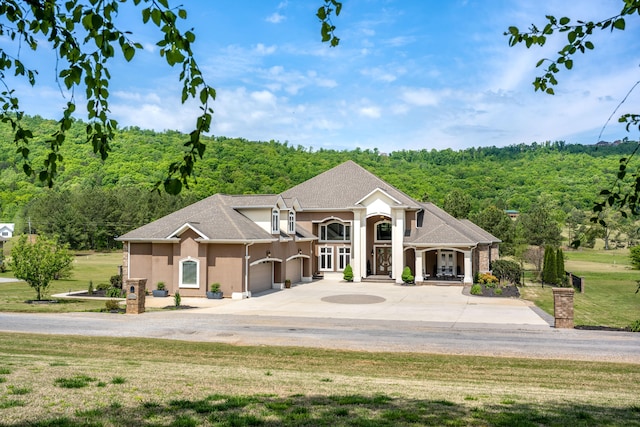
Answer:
[
  {"left": 613, "top": 18, "right": 625, "bottom": 30},
  {"left": 564, "top": 59, "right": 573, "bottom": 70},
  {"left": 164, "top": 178, "right": 182, "bottom": 195},
  {"left": 559, "top": 17, "right": 570, "bottom": 25},
  {"left": 585, "top": 41, "right": 594, "bottom": 49}
]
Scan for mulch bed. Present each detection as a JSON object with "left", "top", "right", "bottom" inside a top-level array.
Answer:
[{"left": 472, "top": 284, "right": 520, "bottom": 298}]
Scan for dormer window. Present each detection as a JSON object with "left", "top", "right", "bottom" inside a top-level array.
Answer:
[
  {"left": 288, "top": 211, "right": 295, "bottom": 234},
  {"left": 271, "top": 208, "right": 280, "bottom": 234}
]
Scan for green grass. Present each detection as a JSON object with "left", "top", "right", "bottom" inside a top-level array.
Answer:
[
  {"left": 0, "top": 333, "right": 638, "bottom": 426},
  {"left": 521, "top": 248, "right": 640, "bottom": 328},
  {"left": 0, "top": 252, "right": 121, "bottom": 312}
]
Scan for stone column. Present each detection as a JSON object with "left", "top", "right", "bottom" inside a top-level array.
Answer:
[
  {"left": 126, "top": 278, "right": 147, "bottom": 315},
  {"left": 352, "top": 208, "right": 362, "bottom": 282},
  {"left": 553, "top": 287, "right": 574, "bottom": 328},
  {"left": 391, "top": 208, "right": 404, "bottom": 284}
]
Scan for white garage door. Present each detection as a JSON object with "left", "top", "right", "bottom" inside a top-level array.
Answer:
[
  {"left": 250, "top": 262, "right": 272, "bottom": 294},
  {"left": 286, "top": 258, "right": 302, "bottom": 284}
]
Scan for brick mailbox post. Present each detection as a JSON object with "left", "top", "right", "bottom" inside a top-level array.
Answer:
[
  {"left": 125, "top": 278, "right": 147, "bottom": 315},
  {"left": 552, "top": 287, "right": 574, "bottom": 329}
]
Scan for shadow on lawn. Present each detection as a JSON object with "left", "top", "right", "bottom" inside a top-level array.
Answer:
[{"left": 2, "top": 393, "right": 640, "bottom": 427}]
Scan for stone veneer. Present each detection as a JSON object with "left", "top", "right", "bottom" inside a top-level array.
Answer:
[
  {"left": 125, "top": 278, "right": 146, "bottom": 315},
  {"left": 552, "top": 287, "right": 574, "bottom": 329}
]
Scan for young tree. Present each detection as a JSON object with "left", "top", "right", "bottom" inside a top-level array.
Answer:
[
  {"left": 556, "top": 248, "right": 566, "bottom": 286},
  {"left": 517, "top": 203, "right": 562, "bottom": 247},
  {"left": 542, "top": 246, "right": 557, "bottom": 285},
  {"left": 10, "top": 234, "right": 73, "bottom": 301}
]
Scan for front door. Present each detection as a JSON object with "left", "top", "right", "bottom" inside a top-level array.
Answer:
[{"left": 375, "top": 247, "right": 392, "bottom": 275}]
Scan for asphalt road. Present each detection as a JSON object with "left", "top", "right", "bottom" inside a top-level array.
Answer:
[{"left": 1, "top": 311, "right": 638, "bottom": 363}]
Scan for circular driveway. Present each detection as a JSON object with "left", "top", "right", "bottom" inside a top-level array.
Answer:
[{"left": 143, "top": 277, "right": 552, "bottom": 327}]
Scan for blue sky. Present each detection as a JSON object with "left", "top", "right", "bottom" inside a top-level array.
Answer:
[{"left": 5, "top": 0, "right": 640, "bottom": 152}]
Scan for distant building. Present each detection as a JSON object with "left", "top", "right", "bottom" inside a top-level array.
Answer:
[
  {"left": 0, "top": 223, "right": 14, "bottom": 240},
  {"left": 505, "top": 210, "right": 519, "bottom": 219}
]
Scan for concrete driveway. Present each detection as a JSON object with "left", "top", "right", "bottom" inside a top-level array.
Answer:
[{"left": 144, "top": 276, "right": 551, "bottom": 327}]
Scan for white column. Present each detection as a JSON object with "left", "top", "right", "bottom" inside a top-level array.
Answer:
[
  {"left": 415, "top": 250, "right": 424, "bottom": 282},
  {"left": 352, "top": 209, "right": 362, "bottom": 282},
  {"left": 392, "top": 208, "right": 404, "bottom": 284},
  {"left": 464, "top": 250, "right": 473, "bottom": 284}
]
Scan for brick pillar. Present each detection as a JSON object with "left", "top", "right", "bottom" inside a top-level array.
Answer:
[
  {"left": 553, "top": 287, "right": 574, "bottom": 328},
  {"left": 126, "top": 278, "right": 146, "bottom": 315},
  {"left": 122, "top": 242, "right": 129, "bottom": 281}
]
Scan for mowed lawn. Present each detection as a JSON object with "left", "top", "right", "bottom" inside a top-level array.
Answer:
[
  {"left": 0, "top": 333, "right": 639, "bottom": 426},
  {"left": 520, "top": 248, "right": 640, "bottom": 329},
  {"left": 0, "top": 252, "right": 122, "bottom": 313}
]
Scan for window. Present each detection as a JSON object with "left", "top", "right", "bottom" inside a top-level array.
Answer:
[
  {"left": 338, "top": 247, "right": 351, "bottom": 270},
  {"left": 376, "top": 222, "right": 392, "bottom": 241},
  {"left": 320, "top": 221, "right": 350, "bottom": 242},
  {"left": 179, "top": 258, "right": 199, "bottom": 288},
  {"left": 288, "top": 211, "right": 295, "bottom": 234},
  {"left": 271, "top": 209, "right": 280, "bottom": 234},
  {"left": 319, "top": 247, "right": 333, "bottom": 271}
]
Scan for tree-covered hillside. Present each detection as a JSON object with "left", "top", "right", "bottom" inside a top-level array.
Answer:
[{"left": 0, "top": 116, "right": 635, "bottom": 249}]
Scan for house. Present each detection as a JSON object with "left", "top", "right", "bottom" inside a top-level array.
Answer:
[
  {"left": 118, "top": 161, "right": 500, "bottom": 298},
  {"left": 0, "top": 223, "right": 14, "bottom": 240}
]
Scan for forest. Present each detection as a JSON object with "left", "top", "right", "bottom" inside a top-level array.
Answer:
[{"left": 0, "top": 115, "right": 637, "bottom": 251}]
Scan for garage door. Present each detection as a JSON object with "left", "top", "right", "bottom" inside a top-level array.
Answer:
[
  {"left": 286, "top": 258, "right": 302, "bottom": 284},
  {"left": 250, "top": 262, "right": 272, "bottom": 294}
]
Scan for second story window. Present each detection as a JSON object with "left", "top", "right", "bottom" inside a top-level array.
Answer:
[
  {"left": 272, "top": 209, "right": 280, "bottom": 234},
  {"left": 288, "top": 211, "right": 295, "bottom": 234},
  {"left": 320, "top": 221, "right": 350, "bottom": 242}
]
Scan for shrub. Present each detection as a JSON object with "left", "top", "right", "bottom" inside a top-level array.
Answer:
[
  {"left": 343, "top": 264, "right": 353, "bottom": 281},
  {"left": 110, "top": 274, "right": 122, "bottom": 289},
  {"left": 491, "top": 260, "right": 522, "bottom": 285},
  {"left": 630, "top": 320, "right": 640, "bottom": 333},
  {"left": 174, "top": 292, "right": 181, "bottom": 307},
  {"left": 105, "top": 299, "right": 120, "bottom": 311},
  {"left": 106, "top": 287, "right": 124, "bottom": 298},
  {"left": 87, "top": 280, "right": 94, "bottom": 295},
  {"left": 470, "top": 284, "right": 482, "bottom": 295},
  {"left": 476, "top": 272, "right": 498, "bottom": 286},
  {"left": 95, "top": 282, "right": 111, "bottom": 291},
  {"left": 494, "top": 288, "right": 503, "bottom": 295},
  {"left": 156, "top": 281, "right": 166, "bottom": 290},
  {"left": 401, "top": 266, "right": 414, "bottom": 283},
  {"left": 210, "top": 282, "right": 221, "bottom": 292}
]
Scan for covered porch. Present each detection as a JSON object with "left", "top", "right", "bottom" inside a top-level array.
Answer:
[{"left": 405, "top": 247, "right": 474, "bottom": 285}]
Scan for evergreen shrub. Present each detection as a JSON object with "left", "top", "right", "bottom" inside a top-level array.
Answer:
[{"left": 343, "top": 264, "right": 353, "bottom": 281}]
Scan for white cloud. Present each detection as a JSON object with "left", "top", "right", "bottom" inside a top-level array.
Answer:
[
  {"left": 266, "top": 12, "right": 285, "bottom": 24},
  {"left": 359, "top": 106, "right": 381, "bottom": 119},
  {"left": 400, "top": 88, "right": 442, "bottom": 107}
]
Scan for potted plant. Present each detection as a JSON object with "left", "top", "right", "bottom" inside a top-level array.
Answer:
[
  {"left": 401, "top": 266, "right": 415, "bottom": 285},
  {"left": 206, "top": 282, "right": 223, "bottom": 299},
  {"left": 284, "top": 279, "right": 291, "bottom": 289},
  {"left": 152, "top": 282, "right": 169, "bottom": 297}
]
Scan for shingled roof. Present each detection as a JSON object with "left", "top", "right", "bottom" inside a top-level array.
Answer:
[
  {"left": 281, "top": 160, "right": 422, "bottom": 210},
  {"left": 405, "top": 202, "right": 500, "bottom": 246},
  {"left": 119, "top": 194, "right": 276, "bottom": 242}
]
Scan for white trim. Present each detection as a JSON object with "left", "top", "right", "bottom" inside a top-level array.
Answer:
[
  {"left": 249, "top": 257, "right": 282, "bottom": 267},
  {"left": 355, "top": 188, "right": 403, "bottom": 206},
  {"left": 285, "top": 254, "right": 310, "bottom": 262},
  {"left": 318, "top": 246, "right": 334, "bottom": 271},
  {"left": 271, "top": 208, "right": 280, "bottom": 234},
  {"left": 288, "top": 211, "right": 296, "bottom": 234},
  {"left": 338, "top": 246, "right": 351, "bottom": 271},
  {"left": 374, "top": 220, "right": 392, "bottom": 242},
  {"left": 179, "top": 256, "right": 200, "bottom": 289},
  {"left": 312, "top": 216, "right": 354, "bottom": 224},
  {"left": 167, "top": 223, "right": 208, "bottom": 240},
  {"left": 319, "top": 220, "right": 351, "bottom": 242}
]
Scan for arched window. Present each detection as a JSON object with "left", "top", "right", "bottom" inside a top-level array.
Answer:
[
  {"left": 320, "top": 221, "right": 351, "bottom": 242},
  {"left": 271, "top": 208, "right": 280, "bottom": 234},
  {"left": 179, "top": 257, "right": 199, "bottom": 288},
  {"left": 288, "top": 211, "right": 295, "bottom": 234}
]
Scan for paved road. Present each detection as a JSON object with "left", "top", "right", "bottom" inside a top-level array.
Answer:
[
  {"left": 2, "top": 280, "right": 638, "bottom": 362},
  {"left": 1, "top": 311, "right": 638, "bottom": 363}
]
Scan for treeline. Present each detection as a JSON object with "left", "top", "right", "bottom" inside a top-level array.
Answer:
[{"left": 0, "top": 116, "right": 637, "bottom": 250}]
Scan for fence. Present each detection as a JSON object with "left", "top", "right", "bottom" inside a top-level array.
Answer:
[{"left": 566, "top": 271, "right": 585, "bottom": 293}]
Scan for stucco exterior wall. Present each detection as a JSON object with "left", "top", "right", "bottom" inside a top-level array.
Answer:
[{"left": 206, "top": 244, "right": 244, "bottom": 296}]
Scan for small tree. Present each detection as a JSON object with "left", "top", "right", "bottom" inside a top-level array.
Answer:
[
  {"left": 401, "top": 266, "right": 414, "bottom": 284},
  {"left": 10, "top": 235, "right": 74, "bottom": 301},
  {"left": 542, "top": 246, "right": 557, "bottom": 285},
  {"left": 630, "top": 245, "right": 640, "bottom": 270},
  {"left": 343, "top": 264, "right": 353, "bottom": 282},
  {"left": 555, "top": 248, "right": 566, "bottom": 286},
  {"left": 491, "top": 259, "right": 522, "bottom": 285}
]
